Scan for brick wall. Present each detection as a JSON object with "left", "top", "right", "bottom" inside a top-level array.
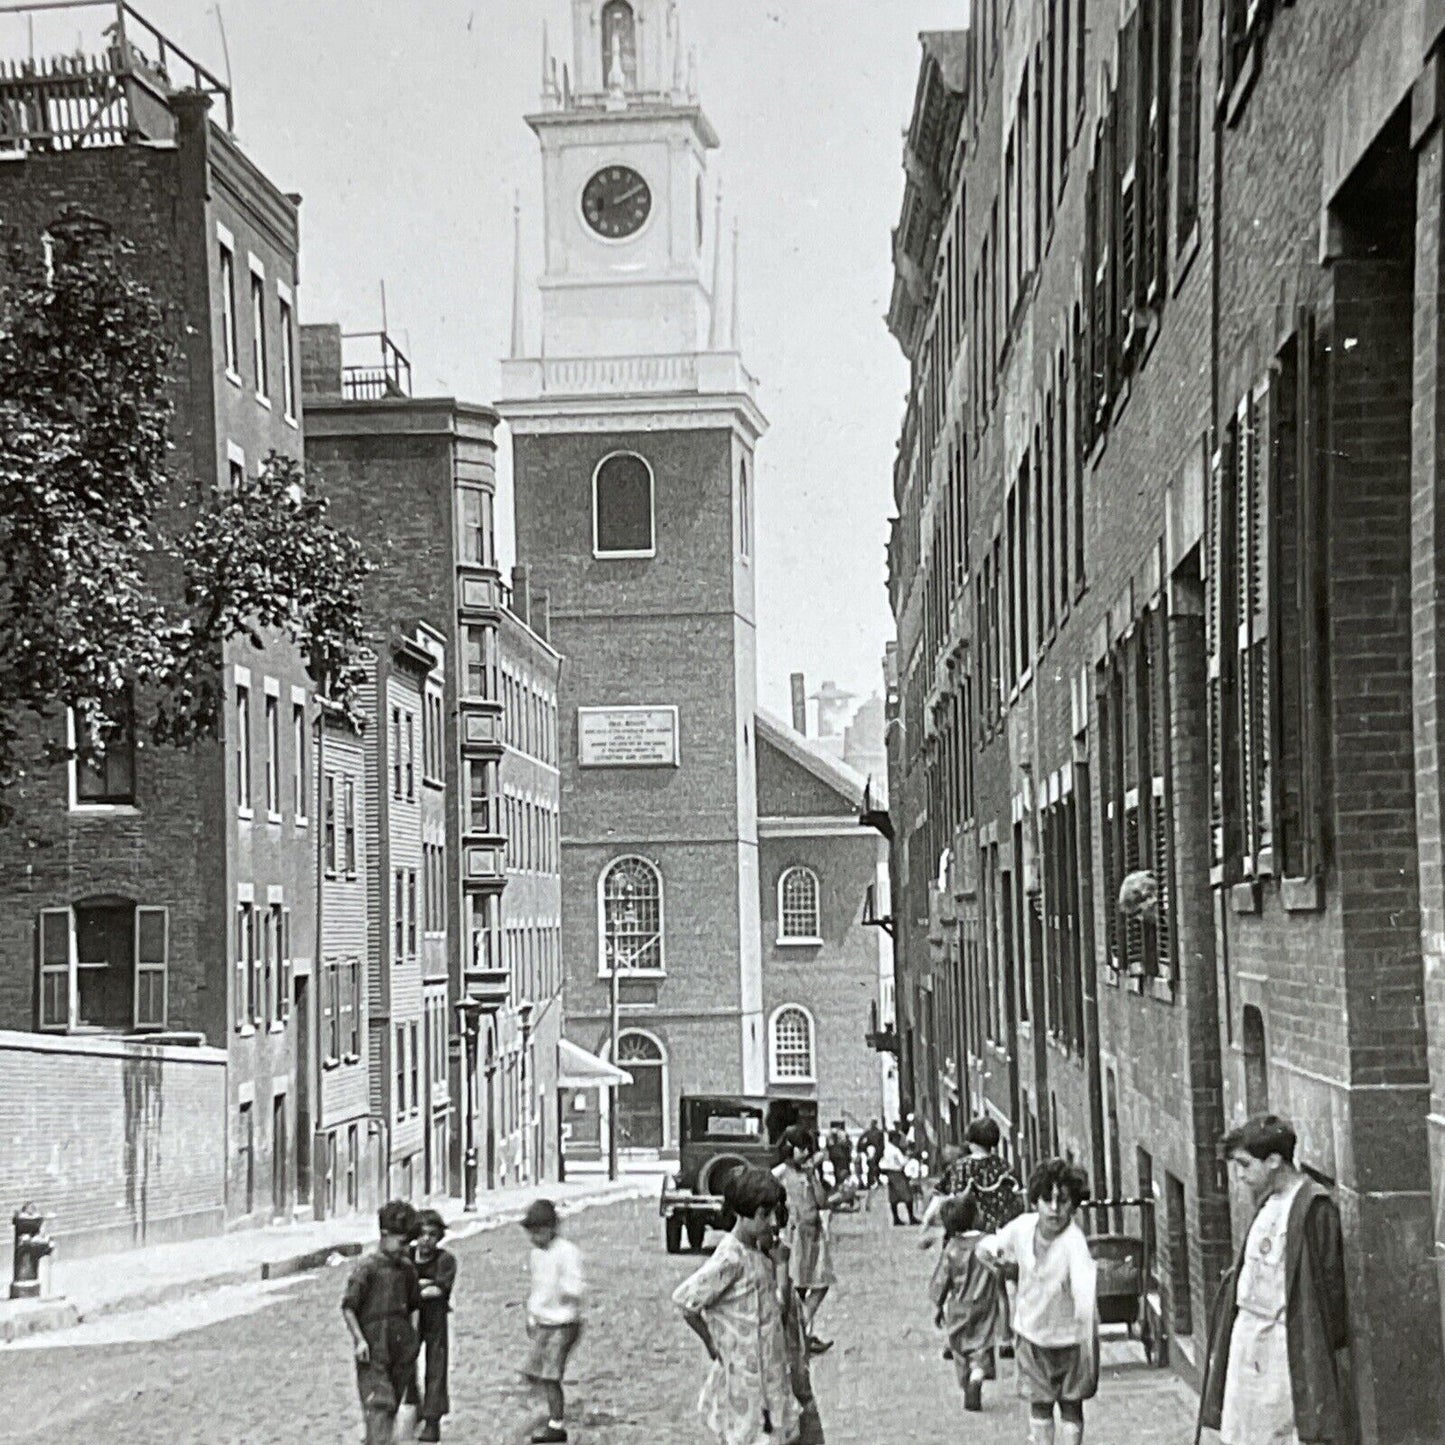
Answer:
[{"left": 0, "top": 1031, "right": 227, "bottom": 1259}]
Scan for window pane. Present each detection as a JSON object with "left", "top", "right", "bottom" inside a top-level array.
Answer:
[
  {"left": 781, "top": 868, "right": 820, "bottom": 938},
  {"left": 137, "top": 909, "right": 166, "bottom": 965},
  {"left": 75, "top": 903, "right": 133, "bottom": 1030},
  {"left": 603, "top": 857, "right": 662, "bottom": 971},
  {"left": 594, "top": 453, "right": 654, "bottom": 554},
  {"left": 773, "top": 1008, "right": 812, "bottom": 1078}
]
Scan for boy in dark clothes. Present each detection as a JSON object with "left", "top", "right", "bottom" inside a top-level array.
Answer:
[
  {"left": 410, "top": 1208, "right": 458, "bottom": 1442},
  {"left": 343, "top": 1199, "right": 422, "bottom": 1445}
]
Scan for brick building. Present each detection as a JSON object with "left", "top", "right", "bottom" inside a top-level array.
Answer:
[
  {"left": 884, "top": 4, "right": 1445, "bottom": 1433},
  {"left": 496, "top": 588, "right": 564, "bottom": 1184},
  {"left": 500, "top": 0, "right": 770, "bottom": 1153},
  {"left": 0, "top": 18, "right": 313, "bottom": 1235},
  {"left": 302, "top": 336, "right": 565, "bottom": 1193},
  {"left": 756, "top": 711, "right": 894, "bottom": 1130}
]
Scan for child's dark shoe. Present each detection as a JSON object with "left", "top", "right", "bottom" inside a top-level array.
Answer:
[
  {"left": 806, "top": 1335, "right": 833, "bottom": 1356},
  {"left": 963, "top": 1375, "right": 983, "bottom": 1412},
  {"left": 530, "top": 1427, "right": 568, "bottom": 1444},
  {"left": 418, "top": 1423, "right": 441, "bottom": 1443}
]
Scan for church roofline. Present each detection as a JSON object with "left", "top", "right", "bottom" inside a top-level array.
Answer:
[
  {"left": 525, "top": 102, "right": 720, "bottom": 149},
  {"left": 755, "top": 709, "right": 867, "bottom": 810}
]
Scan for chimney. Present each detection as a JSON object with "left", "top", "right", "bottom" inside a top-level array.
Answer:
[
  {"left": 299, "top": 323, "right": 344, "bottom": 399},
  {"left": 511, "top": 563, "right": 532, "bottom": 626},
  {"left": 790, "top": 672, "right": 807, "bottom": 735}
]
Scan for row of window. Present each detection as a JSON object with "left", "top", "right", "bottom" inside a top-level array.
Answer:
[
  {"left": 506, "top": 923, "right": 563, "bottom": 1013},
  {"left": 235, "top": 676, "right": 308, "bottom": 823},
  {"left": 613, "top": 1009, "right": 819, "bottom": 1090},
  {"left": 598, "top": 857, "right": 827, "bottom": 975},
  {"left": 588, "top": 450, "right": 753, "bottom": 562},
  {"left": 217, "top": 224, "right": 297, "bottom": 423},
  {"left": 505, "top": 790, "right": 560, "bottom": 874},
  {"left": 502, "top": 667, "right": 558, "bottom": 765},
  {"left": 234, "top": 898, "right": 292, "bottom": 1033}
]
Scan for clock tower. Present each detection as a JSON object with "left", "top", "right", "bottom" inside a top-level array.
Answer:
[{"left": 499, "top": 0, "right": 769, "bottom": 1152}]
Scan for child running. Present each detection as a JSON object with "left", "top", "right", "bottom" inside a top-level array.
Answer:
[
  {"left": 674, "top": 1165, "right": 800, "bottom": 1445},
  {"left": 977, "top": 1159, "right": 1098, "bottom": 1445},
  {"left": 342, "top": 1199, "right": 423, "bottom": 1445},
  {"left": 409, "top": 1208, "right": 457, "bottom": 1442},
  {"left": 929, "top": 1193, "right": 1010, "bottom": 1412},
  {"left": 520, "top": 1198, "right": 585, "bottom": 1445}
]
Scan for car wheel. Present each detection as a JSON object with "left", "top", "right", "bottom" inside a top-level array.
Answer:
[{"left": 665, "top": 1213, "right": 684, "bottom": 1254}]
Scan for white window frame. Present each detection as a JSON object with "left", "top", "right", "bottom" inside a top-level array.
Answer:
[
  {"left": 226, "top": 439, "right": 246, "bottom": 493},
  {"left": 217, "top": 222, "right": 240, "bottom": 384},
  {"left": 248, "top": 254, "right": 270, "bottom": 405},
  {"left": 235, "top": 675, "right": 253, "bottom": 818},
  {"left": 768, "top": 1004, "right": 817, "bottom": 1084},
  {"left": 38, "top": 907, "right": 75, "bottom": 1031},
  {"left": 777, "top": 866, "right": 823, "bottom": 945},
  {"left": 291, "top": 688, "right": 308, "bottom": 824},
  {"left": 264, "top": 680, "right": 281, "bottom": 821},
  {"left": 66, "top": 704, "right": 139, "bottom": 814},
  {"left": 277, "top": 281, "right": 297, "bottom": 424},
  {"left": 592, "top": 450, "right": 657, "bottom": 560},
  {"left": 596, "top": 854, "right": 665, "bottom": 977},
  {"left": 37, "top": 904, "right": 168, "bottom": 1033}
]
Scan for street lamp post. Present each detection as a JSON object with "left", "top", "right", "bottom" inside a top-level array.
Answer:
[
  {"left": 454, "top": 998, "right": 483, "bottom": 1212},
  {"left": 518, "top": 1000, "right": 534, "bottom": 1183},
  {"left": 608, "top": 951, "right": 621, "bottom": 1182}
]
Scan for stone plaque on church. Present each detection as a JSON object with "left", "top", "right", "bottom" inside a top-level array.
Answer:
[{"left": 577, "top": 706, "right": 680, "bottom": 768}]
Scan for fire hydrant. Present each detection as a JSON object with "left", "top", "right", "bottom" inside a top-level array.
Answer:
[{"left": 11, "top": 1203, "right": 52, "bottom": 1300}]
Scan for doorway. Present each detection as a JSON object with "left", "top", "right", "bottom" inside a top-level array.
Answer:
[
  {"left": 272, "top": 1093, "right": 288, "bottom": 1217},
  {"left": 295, "top": 975, "right": 311, "bottom": 1205},
  {"left": 615, "top": 1030, "right": 666, "bottom": 1149}
]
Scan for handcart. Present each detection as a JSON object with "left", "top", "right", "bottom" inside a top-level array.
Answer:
[{"left": 1078, "top": 1196, "right": 1161, "bottom": 1366}]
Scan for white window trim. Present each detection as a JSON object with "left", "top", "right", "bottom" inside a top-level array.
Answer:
[
  {"left": 226, "top": 440, "right": 247, "bottom": 491},
  {"left": 591, "top": 450, "right": 657, "bottom": 560},
  {"left": 64, "top": 706, "right": 140, "bottom": 815},
  {"left": 595, "top": 854, "right": 666, "bottom": 978},
  {"left": 776, "top": 866, "right": 823, "bottom": 946},
  {"left": 605, "top": 1028, "right": 670, "bottom": 1150},
  {"left": 768, "top": 1003, "right": 817, "bottom": 1085},
  {"left": 235, "top": 675, "right": 253, "bottom": 821},
  {"left": 291, "top": 689, "right": 309, "bottom": 826},
  {"left": 217, "top": 225, "right": 242, "bottom": 388},
  {"left": 277, "top": 283, "right": 298, "bottom": 426}
]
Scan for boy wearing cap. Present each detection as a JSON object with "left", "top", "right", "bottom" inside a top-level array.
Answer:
[
  {"left": 408, "top": 1208, "right": 458, "bottom": 1442},
  {"left": 521, "top": 1198, "right": 585, "bottom": 1445}
]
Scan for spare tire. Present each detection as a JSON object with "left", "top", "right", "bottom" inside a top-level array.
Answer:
[{"left": 699, "top": 1153, "right": 751, "bottom": 1199}]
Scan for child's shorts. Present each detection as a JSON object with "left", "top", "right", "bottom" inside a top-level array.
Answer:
[
  {"left": 1014, "top": 1337, "right": 1098, "bottom": 1404},
  {"left": 521, "top": 1320, "right": 582, "bottom": 1383}
]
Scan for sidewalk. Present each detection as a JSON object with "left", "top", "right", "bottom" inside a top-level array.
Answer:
[{"left": 0, "top": 1175, "right": 646, "bottom": 1345}]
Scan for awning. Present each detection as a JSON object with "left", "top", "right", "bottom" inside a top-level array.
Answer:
[{"left": 557, "top": 1038, "right": 633, "bottom": 1090}]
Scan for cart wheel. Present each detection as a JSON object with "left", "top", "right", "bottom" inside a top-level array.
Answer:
[
  {"left": 665, "top": 1214, "right": 684, "bottom": 1254},
  {"left": 687, "top": 1219, "right": 707, "bottom": 1252}
]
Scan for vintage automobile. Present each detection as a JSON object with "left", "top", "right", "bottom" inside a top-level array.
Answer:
[{"left": 660, "top": 1093, "right": 819, "bottom": 1253}]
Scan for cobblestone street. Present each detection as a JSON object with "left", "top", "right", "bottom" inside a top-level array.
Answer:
[{"left": 0, "top": 1193, "right": 1199, "bottom": 1444}]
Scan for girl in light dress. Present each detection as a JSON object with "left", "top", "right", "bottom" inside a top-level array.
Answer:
[{"left": 674, "top": 1166, "right": 801, "bottom": 1445}]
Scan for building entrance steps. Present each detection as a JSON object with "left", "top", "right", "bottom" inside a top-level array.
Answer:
[{"left": 0, "top": 1177, "right": 645, "bottom": 1345}]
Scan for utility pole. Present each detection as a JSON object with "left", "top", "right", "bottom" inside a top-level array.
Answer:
[{"left": 608, "top": 954, "right": 621, "bottom": 1182}]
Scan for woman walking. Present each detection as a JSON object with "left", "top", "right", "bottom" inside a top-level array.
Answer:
[
  {"left": 880, "top": 1131, "right": 917, "bottom": 1225},
  {"left": 772, "top": 1125, "right": 836, "bottom": 1355}
]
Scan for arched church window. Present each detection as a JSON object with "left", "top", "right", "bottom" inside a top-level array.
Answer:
[
  {"left": 600, "top": 855, "right": 663, "bottom": 972},
  {"left": 769, "top": 1005, "right": 815, "bottom": 1082},
  {"left": 778, "top": 866, "right": 821, "bottom": 942},
  {"left": 593, "top": 452, "right": 655, "bottom": 557},
  {"left": 602, "top": 1, "right": 638, "bottom": 90}
]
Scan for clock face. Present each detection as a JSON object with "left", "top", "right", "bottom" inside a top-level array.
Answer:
[{"left": 582, "top": 165, "right": 652, "bottom": 240}]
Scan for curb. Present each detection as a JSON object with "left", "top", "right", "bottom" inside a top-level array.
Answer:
[{"left": 2, "top": 1181, "right": 646, "bottom": 1342}]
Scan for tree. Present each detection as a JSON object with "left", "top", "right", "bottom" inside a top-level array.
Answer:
[{"left": 0, "top": 208, "right": 369, "bottom": 817}]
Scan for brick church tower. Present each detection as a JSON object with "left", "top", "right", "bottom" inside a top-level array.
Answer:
[{"left": 499, "top": 0, "right": 768, "bottom": 1151}]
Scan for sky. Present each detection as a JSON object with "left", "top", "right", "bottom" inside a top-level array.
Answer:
[{"left": 9, "top": 0, "right": 962, "bottom": 720}]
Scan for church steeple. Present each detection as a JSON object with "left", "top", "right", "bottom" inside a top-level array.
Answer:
[{"left": 559, "top": 0, "right": 690, "bottom": 108}]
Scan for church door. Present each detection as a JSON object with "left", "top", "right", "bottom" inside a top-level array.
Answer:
[{"left": 616, "top": 1031, "right": 665, "bottom": 1149}]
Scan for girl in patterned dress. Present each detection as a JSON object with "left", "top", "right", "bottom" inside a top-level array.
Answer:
[{"left": 674, "top": 1166, "right": 801, "bottom": 1445}]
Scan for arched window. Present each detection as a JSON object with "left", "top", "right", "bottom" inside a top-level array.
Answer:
[
  {"left": 738, "top": 457, "right": 752, "bottom": 560},
  {"left": 601, "top": 0, "right": 638, "bottom": 90},
  {"left": 593, "top": 452, "right": 655, "bottom": 558},
  {"left": 769, "top": 1005, "right": 815, "bottom": 1082},
  {"left": 600, "top": 856, "right": 663, "bottom": 973},
  {"left": 777, "top": 866, "right": 821, "bottom": 943}
]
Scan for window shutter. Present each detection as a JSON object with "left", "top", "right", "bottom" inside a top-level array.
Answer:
[
  {"left": 135, "top": 906, "right": 168, "bottom": 1030},
  {"left": 38, "top": 908, "right": 74, "bottom": 1031},
  {"left": 1297, "top": 307, "right": 1324, "bottom": 879},
  {"left": 1254, "top": 375, "right": 1277, "bottom": 875},
  {"left": 1207, "top": 428, "right": 1237, "bottom": 876},
  {"left": 1099, "top": 664, "right": 1121, "bottom": 970},
  {"left": 281, "top": 907, "right": 293, "bottom": 1019},
  {"left": 1148, "top": 607, "right": 1174, "bottom": 979}
]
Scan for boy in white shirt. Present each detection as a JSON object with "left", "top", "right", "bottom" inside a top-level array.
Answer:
[
  {"left": 977, "top": 1159, "right": 1098, "bottom": 1445},
  {"left": 521, "top": 1199, "right": 585, "bottom": 1445}
]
